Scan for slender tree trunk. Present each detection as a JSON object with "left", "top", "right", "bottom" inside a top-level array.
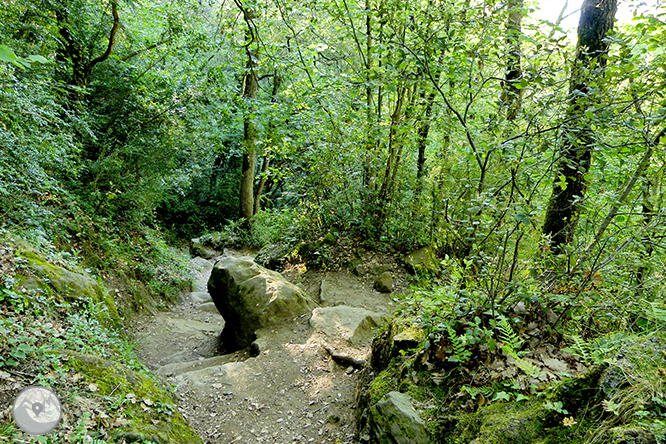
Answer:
[
  {"left": 378, "top": 86, "right": 406, "bottom": 204},
  {"left": 501, "top": 0, "right": 524, "bottom": 120},
  {"left": 254, "top": 157, "right": 270, "bottom": 215},
  {"left": 253, "top": 72, "right": 281, "bottom": 216},
  {"left": 237, "top": 4, "right": 259, "bottom": 226},
  {"left": 542, "top": 0, "right": 617, "bottom": 254}
]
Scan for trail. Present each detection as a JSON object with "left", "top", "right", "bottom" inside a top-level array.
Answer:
[{"left": 130, "top": 250, "right": 397, "bottom": 444}]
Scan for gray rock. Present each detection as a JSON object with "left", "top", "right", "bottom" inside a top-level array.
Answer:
[
  {"left": 310, "top": 306, "right": 387, "bottom": 346},
  {"left": 374, "top": 272, "right": 393, "bottom": 293},
  {"left": 190, "top": 238, "right": 219, "bottom": 259},
  {"left": 157, "top": 355, "right": 234, "bottom": 377},
  {"left": 404, "top": 246, "right": 439, "bottom": 274},
  {"left": 189, "top": 292, "right": 213, "bottom": 303},
  {"left": 198, "top": 302, "right": 220, "bottom": 313},
  {"left": 319, "top": 280, "right": 334, "bottom": 304},
  {"left": 208, "top": 257, "right": 316, "bottom": 350},
  {"left": 393, "top": 328, "right": 424, "bottom": 350},
  {"left": 254, "top": 243, "right": 292, "bottom": 271},
  {"left": 368, "top": 392, "right": 429, "bottom": 444},
  {"left": 250, "top": 335, "right": 269, "bottom": 357},
  {"left": 190, "top": 257, "right": 214, "bottom": 292},
  {"left": 171, "top": 361, "right": 248, "bottom": 389}
]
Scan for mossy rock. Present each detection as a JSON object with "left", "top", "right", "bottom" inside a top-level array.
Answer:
[
  {"left": 445, "top": 400, "right": 546, "bottom": 444},
  {"left": 404, "top": 246, "right": 440, "bottom": 274},
  {"left": 16, "top": 248, "right": 121, "bottom": 326},
  {"left": 70, "top": 352, "right": 204, "bottom": 444},
  {"left": 368, "top": 391, "right": 430, "bottom": 444},
  {"left": 255, "top": 242, "right": 293, "bottom": 271},
  {"left": 604, "top": 426, "right": 657, "bottom": 444},
  {"left": 200, "top": 231, "right": 239, "bottom": 250}
]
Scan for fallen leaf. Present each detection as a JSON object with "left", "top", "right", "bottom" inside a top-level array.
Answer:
[{"left": 542, "top": 357, "right": 571, "bottom": 374}]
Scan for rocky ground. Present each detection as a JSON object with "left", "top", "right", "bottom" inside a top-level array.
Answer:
[{"left": 130, "top": 250, "right": 403, "bottom": 444}]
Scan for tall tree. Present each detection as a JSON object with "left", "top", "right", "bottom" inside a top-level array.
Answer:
[
  {"left": 235, "top": 0, "right": 259, "bottom": 226},
  {"left": 55, "top": 0, "right": 120, "bottom": 89},
  {"left": 500, "top": 0, "right": 524, "bottom": 121},
  {"left": 542, "top": 0, "right": 617, "bottom": 254}
]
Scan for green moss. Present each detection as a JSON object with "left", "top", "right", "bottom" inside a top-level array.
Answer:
[
  {"left": 369, "top": 369, "right": 400, "bottom": 406},
  {"left": 71, "top": 352, "right": 204, "bottom": 444},
  {"left": 16, "top": 247, "right": 121, "bottom": 326},
  {"left": 444, "top": 412, "right": 482, "bottom": 444},
  {"left": 474, "top": 400, "right": 546, "bottom": 444}
]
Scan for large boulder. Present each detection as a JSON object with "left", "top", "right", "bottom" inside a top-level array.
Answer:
[
  {"left": 368, "top": 391, "right": 429, "bottom": 444},
  {"left": 208, "top": 257, "right": 316, "bottom": 350},
  {"left": 310, "top": 306, "right": 387, "bottom": 346}
]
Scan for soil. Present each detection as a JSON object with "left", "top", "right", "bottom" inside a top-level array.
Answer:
[{"left": 129, "top": 249, "right": 404, "bottom": 444}]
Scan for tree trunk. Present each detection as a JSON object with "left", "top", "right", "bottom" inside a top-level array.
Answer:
[
  {"left": 56, "top": 1, "right": 120, "bottom": 90},
  {"left": 501, "top": 0, "right": 524, "bottom": 120},
  {"left": 254, "top": 156, "right": 270, "bottom": 215},
  {"left": 542, "top": 0, "right": 617, "bottom": 254},
  {"left": 253, "top": 72, "right": 281, "bottom": 216},
  {"left": 237, "top": 4, "right": 259, "bottom": 226}
]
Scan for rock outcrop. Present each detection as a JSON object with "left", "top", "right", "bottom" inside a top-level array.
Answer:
[
  {"left": 208, "top": 257, "right": 316, "bottom": 350},
  {"left": 368, "top": 391, "right": 429, "bottom": 444},
  {"left": 310, "top": 306, "right": 387, "bottom": 346}
]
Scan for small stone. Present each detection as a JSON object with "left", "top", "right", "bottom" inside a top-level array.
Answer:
[{"left": 374, "top": 271, "right": 393, "bottom": 293}]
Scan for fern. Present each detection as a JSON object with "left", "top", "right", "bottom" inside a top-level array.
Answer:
[
  {"left": 497, "top": 317, "right": 541, "bottom": 378},
  {"left": 568, "top": 334, "right": 593, "bottom": 366},
  {"left": 498, "top": 317, "right": 522, "bottom": 358},
  {"left": 447, "top": 324, "right": 472, "bottom": 363}
]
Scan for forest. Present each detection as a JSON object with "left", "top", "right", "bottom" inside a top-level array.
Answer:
[{"left": 1, "top": 0, "right": 666, "bottom": 442}]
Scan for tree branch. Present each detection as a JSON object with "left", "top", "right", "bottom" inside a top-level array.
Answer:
[{"left": 88, "top": 1, "right": 120, "bottom": 69}]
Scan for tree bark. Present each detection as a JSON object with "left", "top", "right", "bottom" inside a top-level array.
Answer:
[
  {"left": 542, "top": 0, "right": 617, "bottom": 254},
  {"left": 56, "top": 1, "right": 120, "bottom": 89},
  {"left": 237, "top": 3, "right": 259, "bottom": 226},
  {"left": 501, "top": 0, "right": 524, "bottom": 121}
]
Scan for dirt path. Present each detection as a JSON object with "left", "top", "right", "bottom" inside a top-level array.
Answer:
[{"left": 129, "top": 250, "right": 398, "bottom": 444}]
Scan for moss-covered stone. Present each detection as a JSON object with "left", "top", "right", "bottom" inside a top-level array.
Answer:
[
  {"left": 16, "top": 248, "right": 121, "bottom": 326},
  {"left": 603, "top": 426, "right": 657, "bottom": 444},
  {"left": 71, "top": 352, "right": 204, "bottom": 444},
  {"left": 404, "top": 246, "right": 440, "bottom": 274},
  {"left": 472, "top": 399, "right": 546, "bottom": 444},
  {"left": 368, "top": 391, "right": 430, "bottom": 444}
]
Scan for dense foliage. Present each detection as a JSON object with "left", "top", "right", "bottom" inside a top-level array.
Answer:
[{"left": 1, "top": 0, "right": 666, "bottom": 441}]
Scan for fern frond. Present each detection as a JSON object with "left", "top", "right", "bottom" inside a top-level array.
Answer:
[
  {"left": 447, "top": 324, "right": 471, "bottom": 364},
  {"left": 498, "top": 317, "right": 522, "bottom": 358}
]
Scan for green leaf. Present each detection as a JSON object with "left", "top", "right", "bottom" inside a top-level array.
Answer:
[
  {"left": 27, "top": 55, "right": 50, "bottom": 64},
  {"left": 492, "top": 391, "right": 512, "bottom": 402},
  {"left": 0, "top": 44, "right": 18, "bottom": 63}
]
